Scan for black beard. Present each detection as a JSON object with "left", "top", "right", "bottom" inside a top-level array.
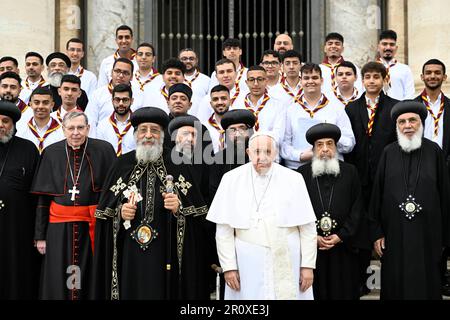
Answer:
[
  {"left": 1, "top": 95, "right": 18, "bottom": 104},
  {"left": 114, "top": 108, "right": 130, "bottom": 116},
  {"left": 215, "top": 108, "right": 228, "bottom": 116}
]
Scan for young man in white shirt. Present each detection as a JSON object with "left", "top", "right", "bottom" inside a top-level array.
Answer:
[
  {"left": 20, "top": 52, "right": 47, "bottom": 104},
  {"left": 16, "top": 87, "right": 64, "bottom": 153},
  {"left": 96, "top": 83, "right": 135, "bottom": 156},
  {"left": 51, "top": 75, "right": 83, "bottom": 123},
  {"left": 328, "top": 61, "right": 362, "bottom": 109},
  {"left": 179, "top": 48, "right": 210, "bottom": 104},
  {"left": 270, "top": 50, "right": 303, "bottom": 106},
  {"left": 377, "top": 29, "right": 415, "bottom": 100},
  {"left": 260, "top": 50, "right": 282, "bottom": 97},
  {"left": 66, "top": 38, "right": 98, "bottom": 99},
  {"left": 281, "top": 63, "right": 355, "bottom": 169}
]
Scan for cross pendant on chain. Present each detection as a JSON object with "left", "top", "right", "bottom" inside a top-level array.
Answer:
[{"left": 69, "top": 185, "right": 80, "bottom": 201}]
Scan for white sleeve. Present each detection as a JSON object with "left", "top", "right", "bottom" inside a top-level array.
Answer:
[
  {"left": 85, "top": 91, "right": 100, "bottom": 137},
  {"left": 272, "top": 103, "right": 286, "bottom": 147},
  {"left": 97, "top": 60, "right": 109, "bottom": 89},
  {"left": 299, "top": 222, "right": 317, "bottom": 269},
  {"left": 280, "top": 110, "right": 309, "bottom": 164},
  {"left": 216, "top": 224, "right": 238, "bottom": 272},
  {"left": 404, "top": 66, "right": 416, "bottom": 100},
  {"left": 336, "top": 108, "right": 356, "bottom": 154}
]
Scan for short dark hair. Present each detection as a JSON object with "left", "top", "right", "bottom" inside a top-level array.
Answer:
[
  {"left": 247, "top": 65, "right": 266, "bottom": 73},
  {"left": 211, "top": 84, "right": 230, "bottom": 95},
  {"left": 0, "top": 71, "right": 21, "bottom": 84},
  {"left": 112, "top": 83, "right": 133, "bottom": 98},
  {"left": 422, "top": 59, "right": 446, "bottom": 75},
  {"left": 178, "top": 48, "right": 196, "bottom": 57},
  {"left": 116, "top": 25, "right": 133, "bottom": 37},
  {"left": 66, "top": 38, "right": 84, "bottom": 50},
  {"left": 25, "top": 52, "right": 44, "bottom": 65},
  {"left": 0, "top": 56, "right": 18, "bottom": 67},
  {"left": 215, "top": 58, "right": 236, "bottom": 72},
  {"left": 337, "top": 61, "right": 357, "bottom": 76},
  {"left": 222, "top": 38, "right": 241, "bottom": 50},
  {"left": 260, "top": 50, "right": 280, "bottom": 63},
  {"left": 281, "top": 50, "right": 303, "bottom": 63},
  {"left": 161, "top": 58, "right": 186, "bottom": 75},
  {"left": 361, "top": 62, "right": 387, "bottom": 79},
  {"left": 113, "top": 57, "right": 134, "bottom": 73},
  {"left": 60, "top": 74, "right": 81, "bottom": 87},
  {"left": 325, "top": 32, "right": 344, "bottom": 44},
  {"left": 379, "top": 29, "right": 397, "bottom": 42},
  {"left": 137, "top": 42, "right": 156, "bottom": 56},
  {"left": 30, "top": 87, "right": 53, "bottom": 100},
  {"left": 301, "top": 63, "right": 322, "bottom": 77}
]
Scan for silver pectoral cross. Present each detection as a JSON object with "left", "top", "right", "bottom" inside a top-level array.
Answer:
[{"left": 69, "top": 185, "right": 80, "bottom": 201}]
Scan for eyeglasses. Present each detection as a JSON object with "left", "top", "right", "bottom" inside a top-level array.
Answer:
[
  {"left": 113, "top": 69, "right": 131, "bottom": 77},
  {"left": 180, "top": 57, "right": 196, "bottom": 62},
  {"left": 261, "top": 61, "right": 280, "bottom": 67},
  {"left": 227, "top": 127, "right": 248, "bottom": 134},
  {"left": 137, "top": 127, "right": 161, "bottom": 136},
  {"left": 113, "top": 97, "right": 131, "bottom": 104},
  {"left": 247, "top": 77, "right": 267, "bottom": 83},
  {"left": 64, "top": 125, "right": 87, "bottom": 132}
]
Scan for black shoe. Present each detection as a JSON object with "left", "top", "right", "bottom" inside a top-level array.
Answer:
[
  {"left": 359, "top": 285, "right": 371, "bottom": 297},
  {"left": 443, "top": 284, "right": 450, "bottom": 296}
]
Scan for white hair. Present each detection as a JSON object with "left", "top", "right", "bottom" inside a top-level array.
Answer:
[
  {"left": 396, "top": 124, "right": 423, "bottom": 153},
  {"left": 48, "top": 71, "right": 64, "bottom": 87},
  {"left": 135, "top": 131, "right": 165, "bottom": 164},
  {"left": 248, "top": 131, "right": 278, "bottom": 152},
  {"left": 311, "top": 153, "right": 340, "bottom": 178}
]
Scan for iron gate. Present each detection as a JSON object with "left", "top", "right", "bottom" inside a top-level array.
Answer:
[{"left": 144, "top": 0, "right": 311, "bottom": 75}]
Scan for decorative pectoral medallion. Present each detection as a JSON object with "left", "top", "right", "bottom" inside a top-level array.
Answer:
[
  {"left": 131, "top": 222, "right": 158, "bottom": 250},
  {"left": 0, "top": 200, "right": 4, "bottom": 211},
  {"left": 316, "top": 212, "right": 337, "bottom": 237},
  {"left": 399, "top": 195, "right": 422, "bottom": 220}
]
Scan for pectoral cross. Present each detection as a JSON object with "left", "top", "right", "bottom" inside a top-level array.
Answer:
[{"left": 69, "top": 186, "right": 80, "bottom": 201}]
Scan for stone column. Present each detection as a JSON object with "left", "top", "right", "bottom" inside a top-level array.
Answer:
[
  {"left": 386, "top": 0, "right": 407, "bottom": 63},
  {"left": 0, "top": 0, "right": 55, "bottom": 79},
  {"left": 407, "top": 0, "right": 450, "bottom": 93},
  {"left": 325, "top": 0, "right": 380, "bottom": 68},
  {"left": 86, "top": 0, "right": 135, "bottom": 74},
  {"left": 56, "top": 0, "right": 82, "bottom": 51}
]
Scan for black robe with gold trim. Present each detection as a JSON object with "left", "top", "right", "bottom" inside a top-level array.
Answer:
[{"left": 91, "top": 148, "right": 212, "bottom": 300}]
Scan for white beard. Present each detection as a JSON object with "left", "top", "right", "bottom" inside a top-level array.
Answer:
[
  {"left": 0, "top": 125, "right": 14, "bottom": 144},
  {"left": 48, "top": 72, "right": 64, "bottom": 87},
  {"left": 397, "top": 125, "right": 423, "bottom": 153},
  {"left": 135, "top": 136, "right": 164, "bottom": 164},
  {"left": 311, "top": 154, "right": 340, "bottom": 178}
]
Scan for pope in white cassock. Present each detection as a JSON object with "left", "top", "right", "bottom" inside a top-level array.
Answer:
[{"left": 207, "top": 132, "right": 318, "bottom": 300}]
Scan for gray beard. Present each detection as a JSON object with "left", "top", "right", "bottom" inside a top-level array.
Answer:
[
  {"left": 311, "top": 154, "right": 340, "bottom": 178},
  {"left": 0, "top": 125, "right": 15, "bottom": 144},
  {"left": 135, "top": 140, "right": 163, "bottom": 164},
  {"left": 397, "top": 125, "right": 423, "bottom": 153},
  {"left": 48, "top": 72, "right": 64, "bottom": 87}
]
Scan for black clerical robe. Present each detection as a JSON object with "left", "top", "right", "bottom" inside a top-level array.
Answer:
[
  {"left": 0, "top": 137, "right": 40, "bottom": 299},
  {"left": 31, "top": 138, "right": 115, "bottom": 300},
  {"left": 298, "top": 161, "right": 364, "bottom": 300},
  {"left": 369, "top": 139, "right": 450, "bottom": 300},
  {"left": 92, "top": 149, "right": 212, "bottom": 300}
]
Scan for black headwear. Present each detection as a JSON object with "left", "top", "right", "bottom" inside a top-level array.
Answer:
[
  {"left": 168, "top": 115, "right": 200, "bottom": 136},
  {"left": 130, "top": 107, "right": 170, "bottom": 130},
  {"left": 0, "top": 101, "right": 21, "bottom": 123},
  {"left": 168, "top": 83, "right": 193, "bottom": 101},
  {"left": 306, "top": 123, "right": 341, "bottom": 145},
  {"left": 391, "top": 100, "right": 428, "bottom": 124},
  {"left": 220, "top": 109, "right": 256, "bottom": 130},
  {"left": 45, "top": 52, "right": 71, "bottom": 69}
]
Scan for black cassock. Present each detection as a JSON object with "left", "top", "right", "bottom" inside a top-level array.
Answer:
[
  {"left": 298, "top": 161, "right": 364, "bottom": 300},
  {"left": 369, "top": 139, "right": 450, "bottom": 300},
  {"left": 31, "top": 138, "right": 115, "bottom": 300},
  {"left": 0, "top": 137, "right": 40, "bottom": 299},
  {"left": 92, "top": 149, "right": 213, "bottom": 300}
]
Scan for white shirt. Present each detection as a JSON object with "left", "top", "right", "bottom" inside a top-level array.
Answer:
[
  {"left": 320, "top": 62, "right": 364, "bottom": 100},
  {"left": 269, "top": 79, "right": 303, "bottom": 107},
  {"left": 191, "top": 85, "right": 249, "bottom": 122},
  {"left": 185, "top": 70, "right": 211, "bottom": 101},
  {"left": 16, "top": 117, "right": 65, "bottom": 153},
  {"left": 209, "top": 65, "right": 248, "bottom": 92},
  {"left": 327, "top": 87, "right": 361, "bottom": 109},
  {"left": 69, "top": 66, "right": 98, "bottom": 99},
  {"left": 96, "top": 113, "right": 136, "bottom": 155},
  {"left": 141, "top": 83, "right": 170, "bottom": 114},
  {"left": 51, "top": 106, "right": 78, "bottom": 124},
  {"left": 281, "top": 94, "right": 356, "bottom": 169},
  {"left": 19, "top": 77, "right": 48, "bottom": 104},
  {"left": 232, "top": 93, "right": 286, "bottom": 146},
  {"left": 131, "top": 70, "right": 163, "bottom": 110},
  {"left": 422, "top": 94, "right": 444, "bottom": 147},
  {"left": 203, "top": 113, "right": 225, "bottom": 154},
  {"left": 379, "top": 58, "right": 415, "bottom": 100},
  {"left": 97, "top": 53, "right": 139, "bottom": 88},
  {"left": 15, "top": 100, "right": 34, "bottom": 130}
]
